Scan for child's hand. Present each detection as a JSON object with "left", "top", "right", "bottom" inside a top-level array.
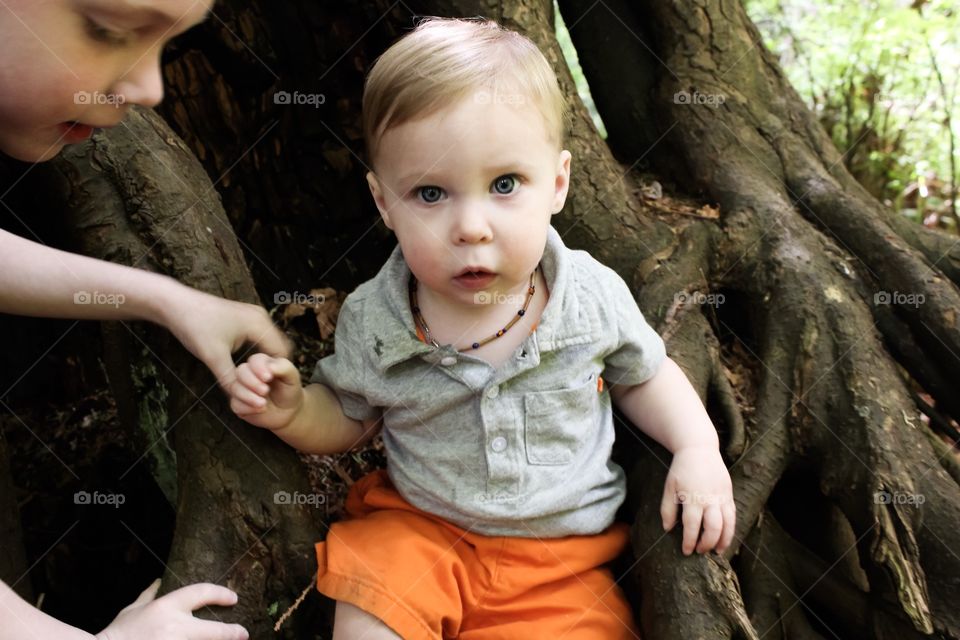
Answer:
[
  {"left": 660, "top": 446, "right": 736, "bottom": 556},
  {"left": 230, "top": 353, "right": 304, "bottom": 431},
  {"left": 160, "top": 285, "right": 292, "bottom": 396},
  {"left": 95, "top": 579, "right": 248, "bottom": 640}
]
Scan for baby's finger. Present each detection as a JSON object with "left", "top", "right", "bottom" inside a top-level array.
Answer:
[
  {"left": 232, "top": 383, "right": 267, "bottom": 409},
  {"left": 237, "top": 364, "right": 269, "bottom": 395},
  {"left": 266, "top": 357, "right": 300, "bottom": 385},
  {"left": 718, "top": 500, "right": 737, "bottom": 552},
  {"left": 681, "top": 502, "right": 703, "bottom": 556},
  {"left": 246, "top": 352, "right": 275, "bottom": 381},
  {"left": 230, "top": 396, "right": 264, "bottom": 417},
  {"left": 696, "top": 505, "right": 723, "bottom": 554},
  {"left": 164, "top": 583, "right": 239, "bottom": 612},
  {"left": 126, "top": 578, "right": 161, "bottom": 609},
  {"left": 660, "top": 484, "right": 678, "bottom": 531}
]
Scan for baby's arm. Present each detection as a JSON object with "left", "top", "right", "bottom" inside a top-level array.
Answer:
[
  {"left": 610, "top": 357, "right": 735, "bottom": 555},
  {"left": 231, "top": 353, "right": 381, "bottom": 454}
]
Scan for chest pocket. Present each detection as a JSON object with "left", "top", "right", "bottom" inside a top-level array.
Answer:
[{"left": 523, "top": 373, "right": 599, "bottom": 465}]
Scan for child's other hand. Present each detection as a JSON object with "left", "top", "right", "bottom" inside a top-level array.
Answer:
[
  {"left": 95, "top": 579, "right": 248, "bottom": 640},
  {"left": 230, "top": 353, "right": 303, "bottom": 431},
  {"left": 660, "top": 447, "right": 736, "bottom": 556}
]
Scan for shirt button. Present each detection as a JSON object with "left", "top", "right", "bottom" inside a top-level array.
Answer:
[
  {"left": 491, "top": 436, "right": 507, "bottom": 452},
  {"left": 439, "top": 356, "right": 457, "bottom": 366},
  {"left": 485, "top": 385, "right": 499, "bottom": 398}
]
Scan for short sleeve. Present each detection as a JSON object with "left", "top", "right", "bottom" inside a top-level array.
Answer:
[
  {"left": 309, "top": 297, "right": 380, "bottom": 422},
  {"left": 601, "top": 270, "right": 666, "bottom": 387}
]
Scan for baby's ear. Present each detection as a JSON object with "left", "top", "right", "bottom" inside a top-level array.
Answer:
[
  {"left": 366, "top": 171, "right": 393, "bottom": 229},
  {"left": 551, "top": 150, "right": 572, "bottom": 214}
]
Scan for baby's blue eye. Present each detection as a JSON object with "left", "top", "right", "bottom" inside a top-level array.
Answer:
[
  {"left": 418, "top": 186, "right": 444, "bottom": 203},
  {"left": 492, "top": 175, "right": 518, "bottom": 195}
]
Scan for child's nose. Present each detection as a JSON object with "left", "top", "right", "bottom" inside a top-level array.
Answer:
[
  {"left": 112, "top": 53, "right": 165, "bottom": 109},
  {"left": 452, "top": 204, "right": 493, "bottom": 244}
]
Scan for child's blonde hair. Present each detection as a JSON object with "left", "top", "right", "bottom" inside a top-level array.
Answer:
[{"left": 363, "top": 17, "right": 566, "bottom": 164}]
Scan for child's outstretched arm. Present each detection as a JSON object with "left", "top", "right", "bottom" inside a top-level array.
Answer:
[
  {"left": 610, "top": 357, "right": 736, "bottom": 556},
  {"left": 231, "top": 353, "right": 381, "bottom": 455},
  {"left": 0, "top": 229, "right": 291, "bottom": 394}
]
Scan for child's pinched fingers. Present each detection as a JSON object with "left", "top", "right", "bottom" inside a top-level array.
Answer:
[
  {"left": 245, "top": 352, "right": 276, "bottom": 382},
  {"left": 230, "top": 397, "right": 265, "bottom": 422},
  {"left": 247, "top": 352, "right": 299, "bottom": 386},
  {"left": 236, "top": 362, "right": 270, "bottom": 397},
  {"left": 232, "top": 364, "right": 267, "bottom": 409}
]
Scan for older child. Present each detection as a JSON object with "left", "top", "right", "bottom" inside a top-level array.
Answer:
[
  {"left": 234, "top": 17, "right": 734, "bottom": 639},
  {"left": 0, "top": 1, "right": 288, "bottom": 638}
]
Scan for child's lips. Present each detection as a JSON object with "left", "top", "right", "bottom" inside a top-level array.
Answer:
[
  {"left": 453, "top": 270, "right": 497, "bottom": 290},
  {"left": 59, "top": 121, "right": 96, "bottom": 143}
]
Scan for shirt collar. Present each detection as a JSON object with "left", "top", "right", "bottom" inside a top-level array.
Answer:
[{"left": 368, "top": 224, "right": 593, "bottom": 373}]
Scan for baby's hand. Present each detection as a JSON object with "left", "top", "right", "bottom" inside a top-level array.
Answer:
[
  {"left": 660, "top": 447, "right": 736, "bottom": 556},
  {"left": 230, "top": 353, "right": 304, "bottom": 431}
]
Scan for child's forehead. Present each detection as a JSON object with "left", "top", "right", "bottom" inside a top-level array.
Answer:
[
  {"left": 377, "top": 136, "right": 555, "bottom": 182},
  {"left": 373, "top": 95, "right": 559, "bottom": 170}
]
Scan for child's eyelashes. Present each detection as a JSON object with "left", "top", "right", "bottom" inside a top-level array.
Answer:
[
  {"left": 416, "top": 185, "right": 445, "bottom": 204},
  {"left": 411, "top": 174, "right": 522, "bottom": 204},
  {"left": 492, "top": 174, "right": 520, "bottom": 195},
  {"left": 84, "top": 16, "right": 132, "bottom": 47}
]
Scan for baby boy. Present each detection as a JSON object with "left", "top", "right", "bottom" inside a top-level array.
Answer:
[{"left": 231, "top": 17, "right": 734, "bottom": 640}]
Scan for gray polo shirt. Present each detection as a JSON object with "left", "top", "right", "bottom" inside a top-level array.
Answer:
[{"left": 311, "top": 224, "right": 666, "bottom": 537}]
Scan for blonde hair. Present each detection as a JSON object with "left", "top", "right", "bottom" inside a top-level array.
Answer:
[{"left": 363, "top": 17, "right": 566, "bottom": 164}]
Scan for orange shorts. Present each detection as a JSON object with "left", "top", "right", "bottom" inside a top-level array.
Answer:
[{"left": 315, "top": 469, "right": 640, "bottom": 639}]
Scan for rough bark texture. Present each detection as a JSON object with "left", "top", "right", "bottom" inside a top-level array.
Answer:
[
  {"left": 2, "top": 0, "right": 958, "bottom": 637},
  {"left": 26, "top": 108, "right": 325, "bottom": 638}
]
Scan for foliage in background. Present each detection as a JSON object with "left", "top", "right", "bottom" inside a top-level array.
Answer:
[
  {"left": 555, "top": 1, "right": 608, "bottom": 139},
  {"left": 745, "top": 0, "right": 959, "bottom": 231}
]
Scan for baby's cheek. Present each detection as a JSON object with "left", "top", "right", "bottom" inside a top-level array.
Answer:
[{"left": 408, "top": 249, "right": 445, "bottom": 281}]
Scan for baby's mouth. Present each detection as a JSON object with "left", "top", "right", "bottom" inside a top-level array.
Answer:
[
  {"left": 455, "top": 267, "right": 495, "bottom": 278},
  {"left": 453, "top": 268, "right": 497, "bottom": 288}
]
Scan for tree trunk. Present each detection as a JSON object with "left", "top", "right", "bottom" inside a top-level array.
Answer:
[{"left": 3, "top": 0, "right": 958, "bottom": 637}]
